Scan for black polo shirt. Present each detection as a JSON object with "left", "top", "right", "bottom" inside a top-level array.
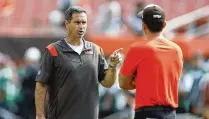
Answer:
[{"left": 36, "top": 39, "right": 108, "bottom": 119}]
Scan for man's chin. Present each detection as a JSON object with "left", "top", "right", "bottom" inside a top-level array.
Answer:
[{"left": 77, "top": 34, "right": 85, "bottom": 38}]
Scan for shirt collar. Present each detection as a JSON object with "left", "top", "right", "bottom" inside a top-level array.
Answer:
[{"left": 60, "top": 38, "right": 93, "bottom": 52}]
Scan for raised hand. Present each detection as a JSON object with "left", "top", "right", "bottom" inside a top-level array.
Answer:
[{"left": 109, "top": 48, "right": 123, "bottom": 68}]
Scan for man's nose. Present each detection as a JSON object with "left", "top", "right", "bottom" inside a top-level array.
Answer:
[{"left": 79, "top": 24, "right": 84, "bottom": 29}]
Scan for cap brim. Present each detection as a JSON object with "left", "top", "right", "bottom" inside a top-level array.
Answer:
[{"left": 137, "top": 11, "right": 143, "bottom": 19}]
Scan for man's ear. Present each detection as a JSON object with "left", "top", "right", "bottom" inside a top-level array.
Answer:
[
  {"left": 142, "top": 22, "right": 145, "bottom": 30},
  {"left": 142, "top": 22, "right": 147, "bottom": 34},
  {"left": 143, "top": 23, "right": 148, "bottom": 30},
  {"left": 65, "top": 20, "right": 69, "bottom": 29},
  {"left": 163, "top": 21, "right": 167, "bottom": 28}
]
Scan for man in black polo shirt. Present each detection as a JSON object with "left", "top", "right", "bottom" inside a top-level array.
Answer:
[{"left": 35, "top": 6, "right": 122, "bottom": 119}]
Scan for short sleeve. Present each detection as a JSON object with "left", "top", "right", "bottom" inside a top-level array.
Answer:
[
  {"left": 98, "top": 48, "right": 108, "bottom": 82},
  {"left": 120, "top": 47, "right": 139, "bottom": 76},
  {"left": 35, "top": 49, "right": 54, "bottom": 84}
]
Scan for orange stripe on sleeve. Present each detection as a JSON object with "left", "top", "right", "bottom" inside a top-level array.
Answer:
[{"left": 47, "top": 44, "right": 58, "bottom": 56}]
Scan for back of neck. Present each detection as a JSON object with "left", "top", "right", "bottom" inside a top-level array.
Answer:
[{"left": 146, "top": 33, "right": 163, "bottom": 40}]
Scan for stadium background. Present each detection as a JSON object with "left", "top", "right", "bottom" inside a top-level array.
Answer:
[{"left": 0, "top": 0, "right": 209, "bottom": 119}]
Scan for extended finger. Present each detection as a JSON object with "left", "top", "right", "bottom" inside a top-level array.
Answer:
[{"left": 113, "top": 48, "right": 123, "bottom": 55}]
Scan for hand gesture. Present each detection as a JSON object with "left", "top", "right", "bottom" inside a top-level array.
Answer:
[{"left": 109, "top": 48, "right": 123, "bottom": 68}]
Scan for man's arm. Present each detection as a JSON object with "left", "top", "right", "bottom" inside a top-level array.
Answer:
[
  {"left": 99, "top": 48, "right": 123, "bottom": 88},
  {"left": 100, "top": 66, "right": 117, "bottom": 88},
  {"left": 35, "top": 82, "right": 47, "bottom": 119},
  {"left": 101, "top": 67, "right": 136, "bottom": 89},
  {"left": 35, "top": 47, "right": 54, "bottom": 119},
  {"left": 118, "top": 73, "right": 135, "bottom": 90},
  {"left": 118, "top": 46, "right": 139, "bottom": 90}
]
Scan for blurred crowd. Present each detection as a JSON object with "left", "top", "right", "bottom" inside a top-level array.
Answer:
[
  {"left": 0, "top": 47, "right": 41, "bottom": 119},
  {"left": 48, "top": 0, "right": 145, "bottom": 37},
  {"left": 178, "top": 53, "right": 209, "bottom": 116},
  {"left": 47, "top": 0, "right": 209, "bottom": 39}
]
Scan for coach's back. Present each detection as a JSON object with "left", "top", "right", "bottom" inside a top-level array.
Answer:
[{"left": 132, "top": 37, "right": 183, "bottom": 110}]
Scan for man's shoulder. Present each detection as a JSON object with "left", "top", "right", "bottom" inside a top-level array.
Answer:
[
  {"left": 168, "top": 40, "right": 183, "bottom": 55},
  {"left": 162, "top": 38, "right": 181, "bottom": 49},
  {"left": 162, "top": 38, "right": 184, "bottom": 58},
  {"left": 46, "top": 39, "right": 63, "bottom": 48},
  {"left": 45, "top": 39, "right": 64, "bottom": 56},
  {"left": 131, "top": 40, "right": 147, "bottom": 48},
  {"left": 158, "top": 37, "right": 182, "bottom": 52},
  {"left": 129, "top": 40, "right": 150, "bottom": 52}
]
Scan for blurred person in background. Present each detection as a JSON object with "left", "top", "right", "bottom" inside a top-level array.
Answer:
[
  {"left": 94, "top": 0, "right": 122, "bottom": 37},
  {"left": 118, "top": 4, "right": 183, "bottom": 119},
  {"left": 57, "top": 0, "right": 72, "bottom": 12},
  {"left": 199, "top": 60, "right": 209, "bottom": 118},
  {"left": 35, "top": 6, "right": 122, "bottom": 119},
  {"left": 0, "top": 53, "right": 20, "bottom": 115},
  {"left": 123, "top": 2, "right": 145, "bottom": 36},
  {"left": 177, "top": 68, "right": 194, "bottom": 113},
  {"left": 56, "top": 0, "right": 82, "bottom": 13},
  {"left": 48, "top": 0, "right": 76, "bottom": 36},
  {"left": 122, "top": 91, "right": 135, "bottom": 119},
  {"left": 188, "top": 53, "right": 205, "bottom": 116},
  {"left": 16, "top": 47, "right": 41, "bottom": 119},
  {"left": 203, "top": 80, "right": 209, "bottom": 119},
  {"left": 99, "top": 91, "right": 117, "bottom": 118},
  {"left": 48, "top": 7, "right": 66, "bottom": 37},
  {"left": 0, "top": 53, "right": 9, "bottom": 111}
]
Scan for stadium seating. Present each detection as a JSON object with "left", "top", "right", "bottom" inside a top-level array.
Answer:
[{"left": 0, "top": 0, "right": 208, "bottom": 37}]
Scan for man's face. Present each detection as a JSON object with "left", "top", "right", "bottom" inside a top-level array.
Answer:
[{"left": 65, "top": 12, "right": 87, "bottom": 38}]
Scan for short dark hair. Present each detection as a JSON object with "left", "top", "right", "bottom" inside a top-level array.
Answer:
[
  {"left": 65, "top": 6, "right": 86, "bottom": 21},
  {"left": 145, "top": 20, "right": 164, "bottom": 33}
]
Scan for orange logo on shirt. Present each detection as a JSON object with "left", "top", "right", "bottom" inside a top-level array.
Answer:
[{"left": 84, "top": 50, "right": 93, "bottom": 55}]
